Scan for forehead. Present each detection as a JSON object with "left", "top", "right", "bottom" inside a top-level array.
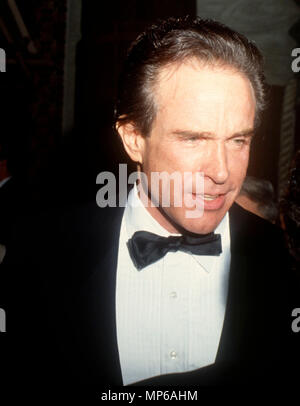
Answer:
[{"left": 152, "top": 60, "right": 256, "bottom": 133}]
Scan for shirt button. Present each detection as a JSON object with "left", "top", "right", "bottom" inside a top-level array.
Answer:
[
  {"left": 170, "top": 291, "right": 177, "bottom": 299},
  {"left": 170, "top": 351, "right": 177, "bottom": 359}
]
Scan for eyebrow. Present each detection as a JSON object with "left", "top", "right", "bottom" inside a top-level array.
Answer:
[{"left": 171, "top": 128, "right": 255, "bottom": 139}]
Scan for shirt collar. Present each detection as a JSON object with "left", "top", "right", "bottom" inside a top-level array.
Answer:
[
  {"left": 124, "top": 183, "right": 230, "bottom": 273},
  {"left": 125, "top": 182, "right": 181, "bottom": 239}
]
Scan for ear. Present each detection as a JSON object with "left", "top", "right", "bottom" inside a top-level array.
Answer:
[{"left": 116, "top": 121, "right": 145, "bottom": 164}]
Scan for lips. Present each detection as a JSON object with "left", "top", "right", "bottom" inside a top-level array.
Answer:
[
  {"left": 192, "top": 193, "right": 226, "bottom": 210},
  {"left": 203, "top": 194, "right": 219, "bottom": 201}
]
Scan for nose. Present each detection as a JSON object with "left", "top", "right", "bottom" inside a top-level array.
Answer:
[{"left": 204, "top": 142, "right": 229, "bottom": 184}]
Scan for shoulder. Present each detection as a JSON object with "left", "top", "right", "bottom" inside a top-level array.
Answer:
[
  {"left": 4, "top": 199, "right": 125, "bottom": 267},
  {"left": 2, "top": 200, "right": 125, "bottom": 303},
  {"left": 229, "top": 202, "right": 285, "bottom": 254}
]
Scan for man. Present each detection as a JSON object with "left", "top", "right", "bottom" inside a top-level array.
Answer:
[{"left": 2, "top": 16, "right": 299, "bottom": 391}]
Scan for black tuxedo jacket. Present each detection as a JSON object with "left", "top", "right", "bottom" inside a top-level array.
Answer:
[{"left": 1, "top": 200, "right": 299, "bottom": 390}]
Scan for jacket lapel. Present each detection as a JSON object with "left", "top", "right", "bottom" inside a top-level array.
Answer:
[
  {"left": 216, "top": 203, "right": 276, "bottom": 380},
  {"left": 215, "top": 203, "right": 251, "bottom": 366},
  {"left": 61, "top": 204, "right": 125, "bottom": 385}
]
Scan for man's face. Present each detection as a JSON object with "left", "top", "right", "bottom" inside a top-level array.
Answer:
[{"left": 138, "top": 60, "right": 256, "bottom": 234}]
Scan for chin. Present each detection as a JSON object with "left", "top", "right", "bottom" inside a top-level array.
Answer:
[
  {"left": 180, "top": 197, "right": 234, "bottom": 234},
  {"left": 168, "top": 212, "right": 222, "bottom": 235},
  {"left": 184, "top": 220, "right": 220, "bottom": 235}
]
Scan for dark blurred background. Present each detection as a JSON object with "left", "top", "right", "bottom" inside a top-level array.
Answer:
[{"left": 0, "top": 0, "right": 299, "bottom": 217}]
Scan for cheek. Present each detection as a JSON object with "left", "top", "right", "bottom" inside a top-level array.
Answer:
[
  {"left": 230, "top": 150, "right": 250, "bottom": 182},
  {"left": 144, "top": 142, "right": 187, "bottom": 173}
]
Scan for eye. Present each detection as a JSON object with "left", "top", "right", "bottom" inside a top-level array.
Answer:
[
  {"left": 234, "top": 138, "right": 245, "bottom": 144},
  {"left": 231, "top": 137, "right": 248, "bottom": 147},
  {"left": 188, "top": 136, "right": 199, "bottom": 142},
  {"left": 185, "top": 135, "right": 207, "bottom": 144}
]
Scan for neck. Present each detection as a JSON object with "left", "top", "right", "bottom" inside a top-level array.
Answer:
[{"left": 136, "top": 180, "right": 181, "bottom": 234}]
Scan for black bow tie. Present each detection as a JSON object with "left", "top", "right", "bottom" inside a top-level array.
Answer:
[{"left": 127, "top": 230, "right": 222, "bottom": 270}]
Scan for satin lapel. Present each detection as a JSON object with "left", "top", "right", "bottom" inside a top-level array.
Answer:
[
  {"left": 63, "top": 204, "right": 125, "bottom": 385},
  {"left": 215, "top": 203, "right": 288, "bottom": 385},
  {"left": 216, "top": 203, "right": 253, "bottom": 366}
]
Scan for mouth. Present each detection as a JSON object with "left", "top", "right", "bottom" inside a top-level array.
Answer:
[
  {"left": 191, "top": 192, "right": 226, "bottom": 210},
  {"left": 192, "top": 192, "right": 225, "bottom": 199},
  {"left": 202, "top": 194, "right": 220, "bottom": 201}
]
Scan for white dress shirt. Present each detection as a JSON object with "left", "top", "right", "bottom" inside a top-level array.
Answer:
[{"left": 116, "top": 183, "right": 231, "bottom": 385}]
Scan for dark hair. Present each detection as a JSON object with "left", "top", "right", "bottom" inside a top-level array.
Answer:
[
  {"left": 115, "top": 16, "right": 266, "bottom": 137},
  {"left": 239, "top": 176, "right": 278, "bottom": 223}
]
